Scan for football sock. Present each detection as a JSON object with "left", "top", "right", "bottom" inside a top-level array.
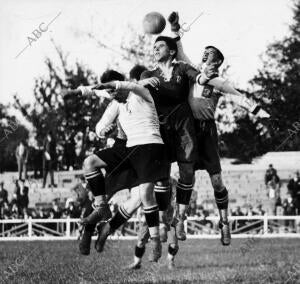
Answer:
[
  {"left": 214, "top": 187, "right": 229, "bottom": 222},
  {"left": 167, "top": 244, "right": 179, "bottom": 260},
  {"left": 144, "top": 205, "right": 159, "bottom": 238},
  {"left": 214, "top": 187, "right": 229, "bottom": 210},
  {"left": 154, "top": 184, "right": 171, "bottom": 211},
  {"left": 135, "top": 245, "right": 146, "bottom": 260},
  {"left": 85, "top": 169, "right": 106, "bottom": 201},
  {"left": 110, "top": 205, "right": 131, "bottom": 231},
  {"left": 176, "top": 180, "right": 193, "bottom": 205}
]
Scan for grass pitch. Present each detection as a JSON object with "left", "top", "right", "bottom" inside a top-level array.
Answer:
[{"left": 0, "top": 238, "right": 299, "bottom": 284}]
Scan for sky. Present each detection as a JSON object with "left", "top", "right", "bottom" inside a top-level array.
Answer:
[{"left": 0, "top": 0, "right": 294, "bottom": 107}]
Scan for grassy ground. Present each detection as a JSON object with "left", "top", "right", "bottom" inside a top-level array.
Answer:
[{"left": 0, "top": 238, "right": 300, "bottom": 284}]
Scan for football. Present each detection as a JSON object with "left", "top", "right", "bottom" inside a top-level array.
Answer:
[{"left": 143, "top": 12, "right": 166, "bottom": 34}]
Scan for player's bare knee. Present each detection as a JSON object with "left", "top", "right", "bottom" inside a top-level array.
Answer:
[
  {"left": 178, "top": 163, "right": 194, "bottom": 184},
  {"left": 210, "top": 173, "right": 224, "bottom": 192},
  {"left": 83, "top": 155, "right": 104, "bottom": 171},
  {"left": 155, "top": 179, "right": 169, "bottom": 187}
]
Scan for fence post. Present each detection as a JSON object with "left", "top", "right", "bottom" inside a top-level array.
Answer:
[
  {"left": 263, "top": 215, "right": 268, "bottom": 235},
  {"left": 66, "top": 218, "right": 70, "bottom": 237},
  {"left": 28, "top": 218, "right": 32, "bottom": 238}
]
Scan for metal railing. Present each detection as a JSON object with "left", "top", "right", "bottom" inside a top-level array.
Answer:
[{"left": 0, "top": 215, "right": 300, "bottom": 241}]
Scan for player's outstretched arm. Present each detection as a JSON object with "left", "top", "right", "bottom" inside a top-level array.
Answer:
[
  {"left": 208, "top": 77, "right": 270, "bottom": 118},
  {"left": 61, "top": 86, "right": 111, "bottom": 99},
  {"left": 93, "top": 81, "right": 153, "bottom": 103},
  {"left": 168, "top": 11, "right": 194, "bottom": 66}
]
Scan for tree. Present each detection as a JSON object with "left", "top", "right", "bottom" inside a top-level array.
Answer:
[
  {"left": 0, "top": 104, "right": 29, "bottom": 172},
  {"left": 13, "top": 41, "right": 109, "bottom": 168},
  {"left": 250, "top": 0, "right": 300, "bottom": 152}
]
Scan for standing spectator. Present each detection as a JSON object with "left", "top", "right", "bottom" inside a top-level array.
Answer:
[
  {"left": 42, "top": 131, "right": 57, "bottom": 188},
  {"left": 0, "top": 181, "right": 8, "bottom": 207},
  {"left": 1, "top": 202, "right": 10, "bottom": 219},
  {"left": 49, "top": 201, "right": 62, "bottom": 218},
  {"left": 256, "top": 204, "right": 265, "bottom": 215},
  {"left": 32, "top": 146, "right": 43, "bottom": 179},
  {"left": 287, "top": 171, "right": 300, "bottom": 215},
  {"left": 283, "top": 193, "right": 297, "bottom": 232},
  {"left": 15, "top": 140, "right": 29, "bottom": 180},
  {"left": 264, "top": 164, "right": 278, "bottom": 185},
  {"left": 18, "top": 179, "right": 29, "bottom": 216},
  {"left": 246, "top": 205, "right": 257, "bottom": 216},
  {"left": 64, "top": 134, "right": 76, "bottom": 171},
  {"left": 0, "top": 182, "right": 8, "bottom": 219},
  {"left": 266, "top": 175, "right": 281, "bottom": 215}
]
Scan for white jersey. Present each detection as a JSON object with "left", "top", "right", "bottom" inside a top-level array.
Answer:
[{"left": 95, "top": 82, "right": 163, "bottom": 147}]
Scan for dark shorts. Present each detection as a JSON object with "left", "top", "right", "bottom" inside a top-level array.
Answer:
[
  {"left": 159, "top": 103, "right": 198, "bottom": 165},
  {"left": 96, "top": 141, "right": 170, "bottom": 198},
  {"left": 194, "top": 120, "right": 221, "bottom": 175}
]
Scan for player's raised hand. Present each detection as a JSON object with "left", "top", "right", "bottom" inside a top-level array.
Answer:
[
  {"left": 168, "top": 12, "right": 180, "bottom": 32},
  {"left": 139, "top": 77, "right": 160, "bottom": 89},
  {"left": 204, "top": 64, "right": 219, "bottom": 79}
]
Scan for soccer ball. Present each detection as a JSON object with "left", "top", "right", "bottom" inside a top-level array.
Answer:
[{"left": 143, "top": 12, "right": 166, "bottom": 34}]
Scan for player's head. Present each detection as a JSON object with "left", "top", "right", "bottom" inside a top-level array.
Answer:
[
  {"left": 202, "top": 46, "right": 224, "bottom": 67},
  {"left": 100, "top": 69, "right": 128, "bottom": 103},
  {"left": 154, "top": 36, "right": 177, "bottom": 62},
  {"left": 101, "top": 70, "right": 125, "bottom": 83},
  {"left": 129, "top": 65, "right": 148, "bottom": 81}
]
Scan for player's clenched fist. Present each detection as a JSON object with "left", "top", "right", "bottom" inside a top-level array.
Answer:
[
  {"left": 203, "top": 64, "right": 219, "bottom": 79},
  {"left": 168, "top": 11, "right": 180, "bottom": 32}
]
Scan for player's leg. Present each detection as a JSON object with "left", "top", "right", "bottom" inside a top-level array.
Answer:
[
  {"left": 95, "top": 186, "right": 141, "bottom": 253},
  {"left": 127, "top": 219, "right": 150, "bottom": 269},
  {"left": 167, "top": 225, "right": 179, "bottom": 270},
  {"left": 79, "top": 206, "right": 96, "bottom": 255},
  {"left": 173, "top": 104, "right": 198, "bottom": 240},
  {"left": 210, "top": 172, "right": 231, "bottom": 245},
  {"left": 176, "top": 162, "right": 194, "bottom": 240},
  {"left": 82, "top": 154, "right": 111, "bottom": 224},
  {"left": 139, "top": 182, "right": 161, "bottom": 262},
  {"left": 155, "top": 177, "right": 171, "bottom": 242},
  {"left": 199, "top": 120, "right": 231, "bottom": 245}
]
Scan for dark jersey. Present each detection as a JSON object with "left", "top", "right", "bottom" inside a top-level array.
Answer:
[{"left": 141, "top": 61, "right": 200, "bottom": 116}]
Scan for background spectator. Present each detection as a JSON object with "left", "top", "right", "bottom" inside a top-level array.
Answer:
[
  {"left": 287, "top": 171, "right": 300, "bottom": 215},
  {"left": 264, "top": 164, "right": 278, "bottom": 185},
  {"left": 15, "top": 140, "right": 29, "bottom": 180},
  {"left": 43, "top": 131, "right": 57, "bottom": 188},
  {"left": 0, "top": 181, "right": 8, "bottom": 208},
  {"left": 18, "top": 179, "right": 29, "bottom": 217},
  {"left": 266, "top": 175, "right": 281, "bottom": 215},
  {"left": 283, "top": 193, "right": 297, "bottom": 231}
]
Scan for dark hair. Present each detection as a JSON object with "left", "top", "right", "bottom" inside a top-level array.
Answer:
[
  {"left": 129, "top": 65, "right": 148, "bottom": 80},
  {"left": 155, "top": 36, "right": 178, "bottom": 59},
  {"left": 205, "top": 46, "right": 224, "bottom": 64},
  {"left": 101, "top": 70, "right": 125, "bottom": 83}
]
